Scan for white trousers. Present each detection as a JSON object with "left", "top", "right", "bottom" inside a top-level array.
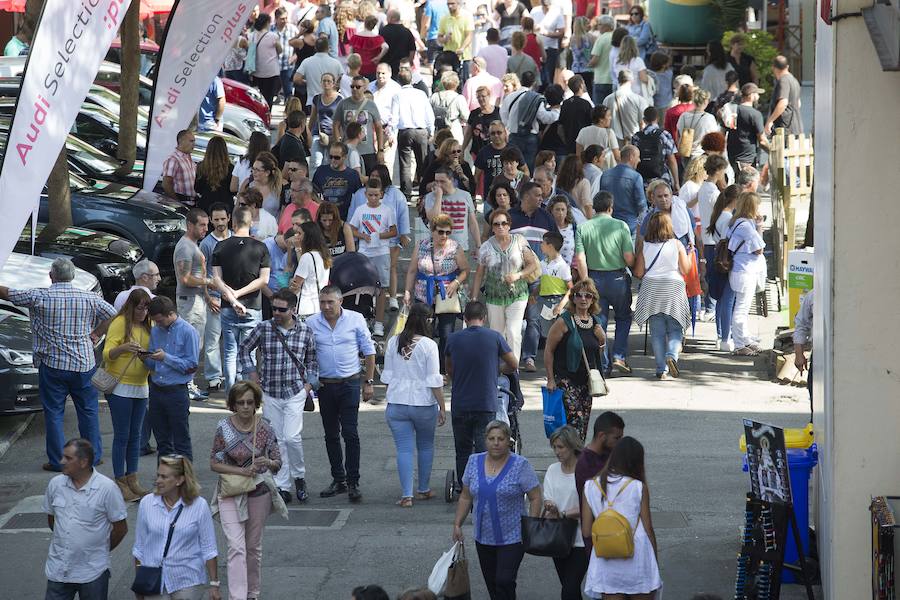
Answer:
[
  {"left": 262, "top": 389, "right": 307, "bottom": 489},
  {"left": 729, "top": 270, "right": 762, "bottom": 349},
  {"left": 486, "top": 299, "right": 528, "bottom": 363}
]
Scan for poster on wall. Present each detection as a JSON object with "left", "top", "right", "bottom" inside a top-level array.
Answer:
[{"left": 743, "top": 419, "right": 792, "bottom": 506}]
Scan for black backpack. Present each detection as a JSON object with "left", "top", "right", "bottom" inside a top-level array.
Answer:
[{"left": 634, "top": 128, "right": 666, "bottom": 180}]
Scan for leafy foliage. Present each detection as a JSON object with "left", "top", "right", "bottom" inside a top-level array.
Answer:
[
  {"left": 722, "top": 29, "right": 779, "bottom": 103},
  {"left": 710, "top": 0, "right": 750, "bottom": 32}
]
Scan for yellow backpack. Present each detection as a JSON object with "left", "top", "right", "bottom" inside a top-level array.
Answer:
[{"left": 590, "top": 477, "right": 636, "bottom": 558}]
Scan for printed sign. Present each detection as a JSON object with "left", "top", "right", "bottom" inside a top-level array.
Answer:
[{"left": 743, "top": 419, "right": 792, "bottom": 505}]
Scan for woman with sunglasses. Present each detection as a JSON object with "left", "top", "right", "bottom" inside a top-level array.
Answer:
[
  {"left": 543, "top": 279, "right": 606, "bottom": 441},
  {"left": 210, "top": 381, "right": 286, "bottom": 600},
  {"left": 103, "top": 288, "right": 153, "bottom": 503},
  {"left": 382, "top": 303, "right": 447, "bottom": 508},
  {"left": 239, "top": 151, "right": 282, "bottom": 218},
  {"left": 626, "top": 5, "right": 657, "bottom": 61},
  {"left": 471, "top": 208, "right": 539, "bottom": 363},
  {"left": 482, "top": 182, "right": 518, "bottom": 241},
  {"left": 404, "top": 213, "right": 470, "bottom": 374},
  {"left": 132, "top": 454, "right": 220, "bottom": 600}
]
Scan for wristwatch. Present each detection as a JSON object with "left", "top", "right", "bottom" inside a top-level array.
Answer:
[
  {"left": 364, "top": 379, "right": 375, "bottom": 385},
  {"left": 208, "top": 580, "right": 220, "bottom": 587}
]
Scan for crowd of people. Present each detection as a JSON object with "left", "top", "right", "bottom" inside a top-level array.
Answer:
[{"left": 2, "top": 0, "right": 808, "bottom": 598}]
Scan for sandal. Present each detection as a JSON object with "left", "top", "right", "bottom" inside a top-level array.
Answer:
[
  {"left": 396, "top": 497, "right": 413, "bottom": 508},
  {"left": 416, "top": 490, "right": 435, "bottom": 501},
  {"left": 733, "top": 346, "right": 760, "bottom": 356}
]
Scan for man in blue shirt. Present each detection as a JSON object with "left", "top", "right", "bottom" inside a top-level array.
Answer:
[
  {"left": 510, "top": 181, "right": 558, "bottom": 372},
  {"left": 146, "top": 296, "right": 200, "bottom": 460},
  {"left": 420, "top": 0, "right": 449, "bottom": 65},
  {"left": 315, "top": 5, "right": 339, "bottom": 58},
  {"left": 306, "top": 285, "right": 376, "bottom": 502},
  {"left": 445, "top": 301, "right": 518, "bottom": 489},
  {"left": 198, "top": 76, "right": 225, "bottom": 132},
  {"left": 598, "top": 144, "right": 648, "bottom": 237},
  {"left": 312, "top": 141, "right": 363, "bottom": 221}
]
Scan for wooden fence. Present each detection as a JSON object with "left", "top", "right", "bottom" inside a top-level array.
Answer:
[{"left": 769, "top": 128, "right": 814, "bottom": 289}]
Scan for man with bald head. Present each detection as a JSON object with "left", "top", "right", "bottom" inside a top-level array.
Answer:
[
  {"left": 380, "top": 9, "right": 418, "bottom": 80},
  {"left": 597, "top": 144, "right": 647, "bottom": 236}
]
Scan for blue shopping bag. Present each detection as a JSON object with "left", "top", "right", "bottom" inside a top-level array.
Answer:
[{"left": 542, "top": 386, "right": 566, "bottom": 438}]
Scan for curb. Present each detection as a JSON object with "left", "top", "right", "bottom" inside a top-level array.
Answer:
[{"left": 0, "top": 413, "right": 35, "bottom": 461}]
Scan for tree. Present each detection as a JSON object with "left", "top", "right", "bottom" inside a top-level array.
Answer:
[{"left": 117, "top": 1, "right": 140, "bottom": 173}]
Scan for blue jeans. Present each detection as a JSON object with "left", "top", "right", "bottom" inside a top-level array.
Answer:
[
  {"left": 385, "top": 403, "right": 439, "bottom": 498},
  {"left": 39, "top": 365, "right": 101, "bottom": 468},
  {"left": 521, "top": 285, "right": 542, "bottom": 362},
  {"left": 588, "top": 270, "right": 633, "bottom": 371},
  {"left": 45, "top": 570, "right": 109, "bottom": 600},
  {"left": 649, "top": 313, "right": 683, "bottom": 375},
  {"left": 148, "top": 382, "right": 192, "bottom": 461},
  {"left": 318, "top": 379, "right": 361, "bottom": 484},
  {"left": 279, "top": 67, "right": 294, "bottom": 99},
  {"left": 593, "top": 83, "right": 613, "bottom": 106},
  {"left": 717, "top": 281, "right": 736, "bottom": 344},
  {"left": 509, "top": 131, "right": 539, "bottom": 173},
  {"left": 203, "top": 304, "right": 223, "bottom": 385},
  {"left": 106, "top": 393, "right": 147, "bottom": 478},
  {"left": 221, "top": 307, "right": 262, "bottom": 391},
  {"left": 701, "top": 245, "right": 717, "bottom": 313},
  {"left": 451, "top": 410, "right": 494, "bottom": 486},
  {"left": 433, "top": 312, "right": 457, "bottom": 374}
]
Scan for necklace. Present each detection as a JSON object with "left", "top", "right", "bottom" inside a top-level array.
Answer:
[
  {"left": 163, "top": 495, "right": 178, "bottom": 510},
  {"left": 574, "top": 313, "right": 593, "bottom": 329},
  {"left": 485, "top": 455, "right": 508, "bottom": 476}
]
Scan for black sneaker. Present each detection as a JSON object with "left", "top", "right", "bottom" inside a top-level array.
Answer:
[
  {"left": 140, "top": 445, "right": 156, "bottom": 456},
  {"left": 278, "top": 489, "right": 292, "bottom": 504},
  {"left": 320, "top": 480, "right": 348, "bottom": 497},
  {"left": 348, "top": 483, "right": 362, "bottom": 502},
  {"left": 207, "top": 381, "right": 223, "bottom": 393},
  {"left": 295, "top": 478, "right": 309, "bottom": 502}
]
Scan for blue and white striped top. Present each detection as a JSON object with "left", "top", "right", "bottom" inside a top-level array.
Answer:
[{"left": 132, "top": 494, "right": 218, "bottom": 594}]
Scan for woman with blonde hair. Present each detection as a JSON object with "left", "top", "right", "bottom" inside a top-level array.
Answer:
[
  {"left": 569, "top": 17, "right": 594, "bottom": 89},
  {"left": 727, "top": 191, "right": 766, "bottom": 356},
  {"left": 613, "top": 35, "right": 649, "bottom": 96},
  {"left": 679, "top": 154, "right": 708, "bottom": 215},
  {"left": 633, "top": 212, "right": 692, "bottom": 379},
  {"left": 275, "top": 96, "right": 304, "bottom": 143},
  {"left": 431, "top": 70, "right": 470, "bottom": 144},
  {"left": 210, "top": 380, "right": 287, "bottom": 600},
  {"left": 240, "top": 150, "right": 282, "bottom": 218},
  {"left": 104, "top": 288, "right": 153, "bottom": 502},
  {"left": 132, "top": 455, "right": 220, "bottom": 599},
  {"left": 196, "top": 136, "right": 235, "bottom": 215}
]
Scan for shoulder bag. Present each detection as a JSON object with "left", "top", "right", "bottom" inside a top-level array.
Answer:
[
  {"left": 521, "top": 509, "right": 579, "bottom": 557},
  {"left": 91, "top": 351, "right": 139, "bottom": 394},
  {"left": 519, "top": 236, "right": 541, "bottom": 284},
  {"left": 714, "top": 221, "right": 748, "bottom": 274},
  {"left": 244, "top": 31, "right": 268, "bottom": 74},
  {"left": 131, "top": 504, "right": 184, "bottom": 595},
  {"left": 582, "top": 342, "right": 608, "bottom": 397},
  {"left": 274, "top": 325, "right": 316, "bottom": 412},
  {"left": 218, "top": 416, "right": 260, "bottom": 498},
  {"left": 677, "top": 112, "right": 702, "bottom": 158}
]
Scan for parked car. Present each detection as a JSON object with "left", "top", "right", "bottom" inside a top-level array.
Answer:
[
  {"left": 222, "top": 77, "right": 271, "bottom": 127},
  {"left": 0, "top": 253, "right": 101, "bottom": 415},
  {"left": 16, "top": 223, "right": 142, "bottom": 304},
  {"left": 106, "top": 38, "right": 160, "bottom": 77}
]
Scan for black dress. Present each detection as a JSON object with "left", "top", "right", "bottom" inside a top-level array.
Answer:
[
  {"left": 195, "top": 164, "right": 235, "bottom": 215},
  {"left": 552, "top": 314, "right": 602, "bottom": 440}
]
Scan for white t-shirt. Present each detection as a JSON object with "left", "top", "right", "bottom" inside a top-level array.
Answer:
[
  {"left": 294, "top": 251, "right": 330, "bottom": 316},
  {"left": 423, "top": 189, "right": 477, "bottom": 250},
  {"left": 542, "top": 462, "right": 584, "bottom": 547},
  {"left": 349, "top": 202, "right": 396, "bottom": 256},
  {"left": 233, "top": 158, "right": 252, "bottom": 189},
  {"left": 530, "top": 5, "right": 565, "bottom": 49},
  {"left": 642, "top": 239, "right": 682, "bottom": 281},
  {"left": 558, "top": 223, "right": 575, "bottom": 264},
  {"left": 251, "top": 209, "right": 279, "bottom": 241},
  {"left": 676, "top": 111, "right": 719, "bottom": 158},
  {"left": 539, "top": 254, "right": 572, "bottom": 295},
  {"left": 613, "top": 56, "right": 646, "bottom": 95},
  {"left": 678, "top": 179, "right": 701, "bottom": 220},
  {"left": 697, "top": 181, "right": 720, "bottom": 246},
  {"left": 347, "top": 145, "right": 362, "bottom": 173},
  {"left": 575, "top": 125, "right": 619, "bottom": 151}
]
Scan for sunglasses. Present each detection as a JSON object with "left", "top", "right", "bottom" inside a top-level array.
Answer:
[
  {"left": 272, "top": 306, "right": 292, "bottom": 313},
  {"left": 451, "top": 149, "right": 462, "bottom": 154},
  {"left": 435, "top": 229, "right": 452, "bottom": 235},
  {"left": 574, "top": 292, "right": 594, "bottom": 300},
  {"left": 330, "top": 155, "right": 343, "bottom": 160},
  {"left": 492, "top": 221, "right": 510, "bottom": 227}
]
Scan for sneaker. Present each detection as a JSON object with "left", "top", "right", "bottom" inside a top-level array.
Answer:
[
  {"left": 278, "top": 489, "right": 292, "bottom": 504},
  {"left": 348, "top": 483, "right": 362, "bottom": 502},
  {"left": 140, "top": 445, "right": 156, "bottom": 456},
  {"left": 295, "top": 478, "right": 309, "bottom": 502},
  {"left": 656, "top": 372, "right": 669, "bottom": 380},
  {"left": 373, "top": 322, "right": 385, "bottom": 337},
  {"left": 388, "top": 297, "right": 399, "bottom": 311},
  {"left": 320, "top": 480, "right": 348, "bottom": 497},
  {"left": 207, "top": 381, "right": 223, "bottom": 393},
  {"left": 719, "top": 339, "right": 734, "bottom": 352},
  {"left": 666, "top": 357, "right": 680, "bottom": 378},
  {"left": 522, "top": 358, "right": 536, "bottom": 372},
  {"left": 611, "top": 358, "right": 632, "bottom": 375},
  {"left": 188, "top": 384, "right": 209, "bottom": 401}
]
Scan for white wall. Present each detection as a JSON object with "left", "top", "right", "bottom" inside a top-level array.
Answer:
[{"left": 815, "top": 2, "right": 900, "bottom": 597}]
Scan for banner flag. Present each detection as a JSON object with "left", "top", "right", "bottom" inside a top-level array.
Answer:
[
  {"left": 142, "top": 0, "right": 250, "bottom": 191},
  {"left": 0, "top": 0, "right": 133, "bottom": 270}
]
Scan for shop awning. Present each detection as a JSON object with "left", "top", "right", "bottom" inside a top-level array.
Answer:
[{"left": 0, "top": 0, "right": 175, "bottom": 19}]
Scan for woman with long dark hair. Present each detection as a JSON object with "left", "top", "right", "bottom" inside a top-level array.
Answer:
[
  {"left": 382, "top": 303, "right": 446, "bottom": 507},
  {"left": 231, "top": 131, "right": 271, "bottom": 192},
  {"left": 195, "top": 136, "right": 235, "bottom": 215},
  {"left": 248, "top": 12, "right": 283, "bottom": 107},
  {"left": 103, "top": 288, "right": 152, "bottom": 502},
  {"left": 581, "top": 436, "right": 660, "bottom": 598},
  {"left": 290, "top": 221, "right": 333, "bottom": 318},
  {"left": 555, "top": 155, "right": 592, "bottom": 220},
  {"left": 706, "top": 184, "right": 740, "bottom": 352},
  {"left": 699, "top": 40, "right": 735, "bottom": 99},
  {"left": 315, "top": 201, "right": 355, "bottom": 257}
]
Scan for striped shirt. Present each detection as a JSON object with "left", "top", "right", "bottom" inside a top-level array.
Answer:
[
  {"left": 161, "top": 149, "right": 196, "bottom": 199},
  {"left": 238, "top": 319, "right": 319, "bottom": 399},
  {"left": 132, "top": 494, "right": 218, "bottom": 594},
  {"left": 8, "top": 283, "right": 116, "bottom": 372}
]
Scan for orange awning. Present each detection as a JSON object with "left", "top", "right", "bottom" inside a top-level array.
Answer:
[{"left": 0, "top": 0, "right": 175, "bottom": 18}]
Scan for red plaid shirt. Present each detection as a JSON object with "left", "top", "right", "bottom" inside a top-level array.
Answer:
[{"left": 162, "top": 149, "right": 197, "bottom": 199}]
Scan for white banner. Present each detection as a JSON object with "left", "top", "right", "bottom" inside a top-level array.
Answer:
[
  {"left": 142, "top": 0, "right": 250, "bottom": 191},
  {"left": 0, "top": 0, "right": 133, "bottom": 270}
]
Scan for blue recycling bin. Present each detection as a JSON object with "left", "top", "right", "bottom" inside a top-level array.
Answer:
[{"left": 742, "top": 444, "right": 818, "bottom": 583}]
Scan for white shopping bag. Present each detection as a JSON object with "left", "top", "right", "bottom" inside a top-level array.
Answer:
[{"left": 427, "top": 541, "right": 459, "bottom": 594}]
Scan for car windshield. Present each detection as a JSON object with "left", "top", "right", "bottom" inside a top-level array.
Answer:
[
  {"left": 89, "top": 85, "right": 150, "bottom": 128},
  {"left": 66, "top": 136, "right": 120, "bottom": 175}
]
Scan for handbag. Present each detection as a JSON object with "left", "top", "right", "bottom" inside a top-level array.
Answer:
[
  {"left": 521, "top": 511, "right": 579, "bottom": 557},
  {"left": 273, "top": 325, "right": 315, "bottom": 412},
  {"left": 91, "top": 351, "right": 139, "bottom": 394},
  {"left": 427, "top": 542, "right": 460, "bottom": 594},
  {"left": 218, "top": 416, "right": 259, "bottom": 498},
  {"left": 521, "top": 238, "right": 541, "bottom": 284},
  {"left": 131, "top": 505, "right": 184, "bottom": 595},
  {"left": 678, "top": 112, "right": 702, "bottom": 158},
  {"left": 583, "top": 345, "right": 608, "bottom": 397},
  {"left": 444, "top": 542, "right": 471, "bottom": 600}
]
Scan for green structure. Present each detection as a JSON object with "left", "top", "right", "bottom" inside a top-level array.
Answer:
[{"left": 648, "top": 0, "right": 721, "bottom": 45}]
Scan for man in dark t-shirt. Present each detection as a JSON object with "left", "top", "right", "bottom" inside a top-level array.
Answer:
[
  {"left": 380, "top": 10, "right": 418, "bottom": 80},
  {"left": 445, "top": 301, "right": 518, "bottom": 487},
  {"left": 474, "top": 121, "right": 514, "bottom": 196},
  {"left": 211, "top": 206, "right": 271, "bottom": 391},
  {"left": 575, "top": 411, "right": 625, "bottom": 546},
  {"left": 765, "top": 55, "right": 803, "bottom": 135},
  {"left": 727, "top": 83, "right": 767, "bottom": 169},
  {"left": 559, "top": 75, "right": 594, "bottom": 154}
]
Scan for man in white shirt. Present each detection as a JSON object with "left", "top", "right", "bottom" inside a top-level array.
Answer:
[
  {"left": 113, "top": 259, "right": 159, "bottom": 311},
  {"left": 396, "top": 65, "right": 435, "bottom": 197},
  {"left": 291, "top": 0, "right": 317, "bottom": 26},
  {"left": 531, "top": 0, "right": 565, "bottom": 89},
  {"left": 603, "top": 70, "right": 649, "bottom": 144},
  {"left": 240, "top": 188, "right": 278, "bottom": 241},
  {"left": 368, "top": 63, "right": 401, "bottom": 179},
  {"left": 293, "top": 37, "right": 343, "bottom": 107},
  {"left": 461, "top": 56, "right": 503, "bottom": 110},
  {"left": 500, "top": 71, "right": 559, "bottom": 171},
  {"left": 43, "top": 438, "right": 128, "bottom": 600}
]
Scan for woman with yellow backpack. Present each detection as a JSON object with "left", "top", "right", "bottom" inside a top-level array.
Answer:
[{"left": 580, "top": 436, "right": 661, "bottom": 598}]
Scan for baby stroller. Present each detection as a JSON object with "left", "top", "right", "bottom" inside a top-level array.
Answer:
[
  {"left": 444, "top": 371, "right": 526, "bottom": 502},
  {"left": 329, "top": 251, "right": 381, "bottom": 320}
]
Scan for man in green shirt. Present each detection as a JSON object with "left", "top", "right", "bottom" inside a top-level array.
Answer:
[
  {"left": 575, "top": 191, "right": 635, "bottom": 376},
  {"left": 588, "top": 15, "right": 615, "bottom": 105},
  {"left": 438, "top": 0, "right": 475, "bottom": 78}
]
